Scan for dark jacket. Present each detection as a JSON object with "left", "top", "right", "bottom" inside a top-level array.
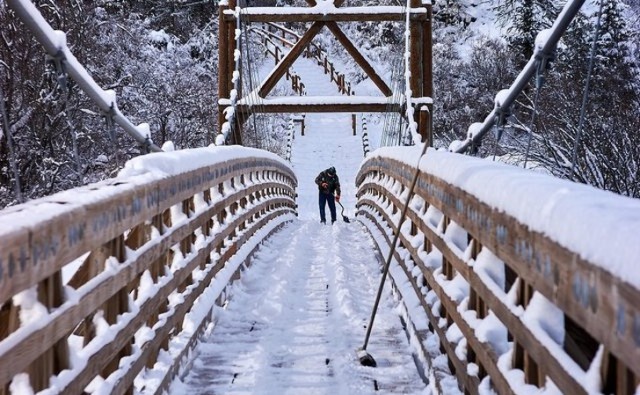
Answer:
[{"left": 315, "top": 169, "right": 341, "bottom": 195}]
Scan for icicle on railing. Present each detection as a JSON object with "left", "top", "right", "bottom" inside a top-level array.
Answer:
[
  {"left": 361, "top": 115, "right": 370, "bottom": 157},
  {"left": 6, "top": 0, "right": 162, "bottom": 152},
  {"left": 285, "top": 117, "right": 295, "bottom": 162}
]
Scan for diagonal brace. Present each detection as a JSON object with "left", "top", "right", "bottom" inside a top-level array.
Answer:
[
  {"left": 258, "top": 22, "right": 325, "bottom": 98},
  {"left": 325, "top": 21, "right": 392, "bottom": 96}
]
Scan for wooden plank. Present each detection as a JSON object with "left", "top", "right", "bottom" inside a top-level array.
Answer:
[
  {"left": 227, "top": 9, "right": 428, "bottom": 22},
  {"left": 225, "top": 7, "right": 428, "bottom": 23},
  {"left": 422, "top": 4, "right": 433, "bottom": 99},
  {"left": 0, "top": 158, "right": 296, "bottom": 308},
  {"left": 110, "top": 210, "right": 293, "bottom": 395},
  {"left": 218, "top": 0, "right": 230, "bottom": 133},
  {"left": 236, "top": 100, "right": 398, "bottom": 113},
  {"left": 419, "top": 175, "right": 640, "bottom": 379},
  {"left": 0, "top": 182, "right": 148, "bottom": 307},
  {"left": 148, "top": 215, "right": 291, "bottom": 395},
  {"left": 409, "top": 0, "right": 423, "bottom": 99},
  {"left": 362, "top": 229, "right": 445, "bottom": 393},
  {"left": 28, "top": 271, "right": 70, "bottom": 392},
  {"left": 357, "top": 211, "right": 470, "bottom": 393}
]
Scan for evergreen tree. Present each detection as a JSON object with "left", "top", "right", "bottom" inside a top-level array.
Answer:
[
  {"left": 495, "top": 1, "right": 560, "bottom": 64},
  {"left": 590, "top": 0, "right": 637, "bottom": 112}
]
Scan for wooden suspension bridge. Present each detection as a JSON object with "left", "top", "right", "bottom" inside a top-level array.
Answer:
[{"left": 0, "top": 0, "right": 638, "bottom": 394}]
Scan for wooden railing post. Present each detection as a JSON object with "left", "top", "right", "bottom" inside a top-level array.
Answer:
[
  {"left": 29, "top": 272, "right": 69, "bottom": 392},
  {"left": 352, "top": 114, "right": 356, "bottom": 136},
  {"left": 419, "top": 105, "right": 431, "bottom": 145}
]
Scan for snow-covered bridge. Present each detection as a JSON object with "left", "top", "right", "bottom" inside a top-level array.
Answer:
[{"left": 1, "top": 0, "right": 639, "bottom": 394}]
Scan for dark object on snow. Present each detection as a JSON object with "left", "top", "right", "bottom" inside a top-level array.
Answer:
[
  {"left": 357, "top": 347, "right": 376, "bottom": 367},
  {"left": 337, "top": 200, "right": 350, "bottom": 223}
]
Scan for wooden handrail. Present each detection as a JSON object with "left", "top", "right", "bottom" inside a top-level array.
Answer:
[
  {"left": 0, "top": 149, "right": 297, "bottom": 394},
  {"left": 356, "top": 153, "right": 639, "bottom": 395}
]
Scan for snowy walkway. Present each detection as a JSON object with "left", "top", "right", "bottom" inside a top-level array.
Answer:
[{"left": 171, "top": 50, "right": 428, "bottom": 394}]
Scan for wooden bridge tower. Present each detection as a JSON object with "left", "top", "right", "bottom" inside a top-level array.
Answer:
[{"left": 217, "top": 0, "right": 433, "bottom": 145}]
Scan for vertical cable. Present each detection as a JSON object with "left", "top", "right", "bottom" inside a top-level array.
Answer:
[{"left": 570, "top": 0, "right": 603, "bottom": 180}]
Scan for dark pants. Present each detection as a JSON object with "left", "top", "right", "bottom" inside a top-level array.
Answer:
[{"left": 319, "top": 192, "right": 336, "bottom": 223}]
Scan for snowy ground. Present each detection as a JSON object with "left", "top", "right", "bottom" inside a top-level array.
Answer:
[{"left": 170, "top": 50, "right": 428, "bottom": 394}]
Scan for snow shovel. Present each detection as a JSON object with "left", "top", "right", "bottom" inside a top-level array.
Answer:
[{"left": 336, "top": 200, "right": 350, "bottom": 223}]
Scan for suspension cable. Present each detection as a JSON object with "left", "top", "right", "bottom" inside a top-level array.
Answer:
[
  {"left": 523, "top": 60, "right": 547, "bottom": 168},
  {"left": 570, "top": 0, "right": 603, "bottom": 180},
  {"left": 6, "top": 0, "right": 162, "bottom": 152},
  {"left": 454, "top": 0, "right": 588, "bottom": 154},
  {"left": 382, "top": 55, "right": 405, "bottom": 147}
]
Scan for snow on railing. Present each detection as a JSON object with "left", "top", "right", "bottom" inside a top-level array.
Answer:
[
  {"left": 356, "top": 148, "right": 640, "bottom": 395},
  {"left": 6, "top": 0, "right": 162, "bottom": 152},
  {"left": 453, "top": 0, "right": 588, "bottom": 154},
  {"left": 0, "top": 146, "right": 297, "bottom": 394}
]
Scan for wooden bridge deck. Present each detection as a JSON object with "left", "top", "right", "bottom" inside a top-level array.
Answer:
[{"left": 172, "top": 220, "right": 429, "bottom": 394}]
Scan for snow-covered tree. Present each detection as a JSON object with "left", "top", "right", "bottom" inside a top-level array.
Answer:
[
  {"left": 0, "top": 1, "right": 218, "bottom": 208},
  {"left": 495, "top": 0, "right": 560, "bottom": 63}
]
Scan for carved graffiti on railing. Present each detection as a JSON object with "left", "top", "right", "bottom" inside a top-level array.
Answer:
[
  {"left": 0, "top": 155, "right": 297, "bottom": 394},
  {"left": 356, "top": 156, "right": 639, "bottom": 395}
]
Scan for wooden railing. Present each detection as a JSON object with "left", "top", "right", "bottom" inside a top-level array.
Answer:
[
  {"left": 0, "top": 148, "right": 297, "bottom": 394},
  {"left": 356, "top": 151, "right": 639, "bottom": 395}
]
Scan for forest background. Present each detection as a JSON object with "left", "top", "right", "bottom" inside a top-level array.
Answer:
[{"left": 0, "top": 0, "right": 638, "bottom": 208}]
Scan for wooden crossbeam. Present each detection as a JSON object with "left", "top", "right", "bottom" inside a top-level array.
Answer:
[
  {"left": 257, "top": 22, "right": 324, "bottom": 98},
  {"left": 228, "top": 96, "right": 400, "bottom": 113},
  {"left": 224, "top": 7, "right": 428, "bottom": 23}
]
